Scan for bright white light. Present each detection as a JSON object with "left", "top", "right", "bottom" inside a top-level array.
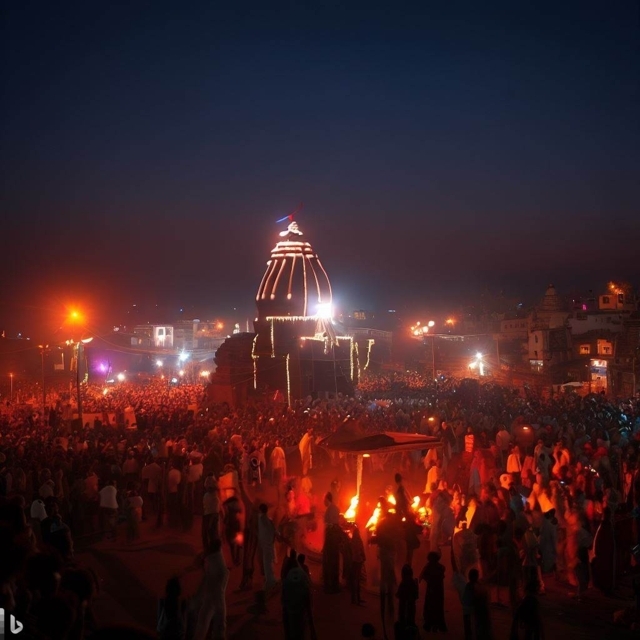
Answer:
[
  {"left": 200, "top": 370, "right": 210, "bottom": 378},
  {"left": 102, "top": 388, "right": 108, "bottom": 396},
  {"left": 422, "top": 326, "right": 429, "bottom": 333},
  {"left": 171, "top": 377, "right": 178, "bottom": 383},
  {"left": 179, "top": 370, "right": 185, "bottom": 377},
  {"left": 316, "top": 303, "right": 333, "bottom": 319},
  {"left": 179, "top": 352, "right": 189, "bottom": 362},
  {"left": 476, "top": 352, "right": 483, "bottom": 359},
  {"left": 116, "top": 373, "right": 125, "bottom": 382},
  {"left": 428, "top": 320, "right": 435, "bottom": 328},
  {"left": 156, "top": 359, "right": 163, "bottom": 367}
]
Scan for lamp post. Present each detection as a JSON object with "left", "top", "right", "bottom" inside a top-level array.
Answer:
[
  {"left": 429, "top": 322, "right": 436, "bottom": 379},
  {"left": 76, "top": 341, "right": 83, "bottom": 428},
  {"left": 410, "top": 320, "right": 436, "bottom": 379},
  {"left": 66, "top": 309, "right": 89, "bottom": 429},
  {"left": 38, "top": 344, "right": 50, "bottom": 422},
  {"left": 422, "top": 321, "right": 436, "bottom": 379},
  {"left": 9, "top": 373, "right": 13, "bottom": 402}
]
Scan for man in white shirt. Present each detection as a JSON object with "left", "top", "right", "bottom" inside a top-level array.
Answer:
[
  {"left": 188, "top": 452, "right": 204, "bottom": 483},
  {"left": 187, "top": 452, "right": 204, "bottom": 511},
  {"left": 423, "top": 447, "right": 438, "bottom": 471},
  {"left": 99, "top": 480, "right": 119, "bottom": 540},
  {"left": 495, "top": 426, "right": 511, "bottom": 470},
  {"left": 269, "top": 440, "right": 287, "bottom": 488},
  {"left": 426, "top": 458, "right": 443, "bottom": 494},
  {"left": 166, "top": 461, "right": 182, "bottom": 527},
  {"left": 552, "top": 441, "right": 571, "bottom": 478},
  {"left": 299, "top": 429, "right": 313, "bottom": 476}
]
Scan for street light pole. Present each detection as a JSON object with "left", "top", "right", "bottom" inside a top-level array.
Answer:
[
  {"left": 432, "top": 335, "right": 436, "bottom": 380},
  {"left": 9, "top": 373, "right": 13, "bottom": 402},
  {"left": 76, "top": 342, "right": 84, "bottom": 429},
  {"left": 65, "top": 309, "right": 89, "bottom": 429}
]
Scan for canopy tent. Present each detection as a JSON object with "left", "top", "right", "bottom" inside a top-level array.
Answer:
[
  {"left": 319, "top": 420, "right": 441, "bottom": 496},
  {"left": 320, "top": 430, "right": 441, "bottom": 454}
]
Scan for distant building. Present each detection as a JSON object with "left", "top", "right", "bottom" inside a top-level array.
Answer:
[
  {"left": 568, "top": 310, "right": 626, "bottom": 335},
  {"left": 499, "top": 317, "right": 529, "bottom": 340},
  {"left": 132, "top": 324, "right": 174, "bottom": 349},
  {"left": 599, "top": 292, "right": 635, "bottom": 312},
  {"left": 610, "top": 315, "right": 640, "bottom": 397},
  {"left": 567, "top": 289, "right": 635, "bottom": 336},
  {"left": 527, "top": 285, "right": 571, "bottom": 370}
]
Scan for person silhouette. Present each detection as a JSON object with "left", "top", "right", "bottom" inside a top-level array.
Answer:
[{"left": 419, "top": 551, "right": 447, "bottom": 632}]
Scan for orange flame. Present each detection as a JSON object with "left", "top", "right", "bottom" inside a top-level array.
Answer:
[
  {"left": 344, "top": 495, "right": 359, "bottom": 522},
  {"left": 366, "top": 503, "right": 382, "bottom": 530}
]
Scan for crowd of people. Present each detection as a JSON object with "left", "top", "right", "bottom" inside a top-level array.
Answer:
[{"left": 0, "top": 372, "right": 639, "bottom": 639}]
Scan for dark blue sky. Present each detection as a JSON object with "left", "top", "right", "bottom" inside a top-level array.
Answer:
[{"left": 1, "top": 1, "right": 639, "bottom": 333}]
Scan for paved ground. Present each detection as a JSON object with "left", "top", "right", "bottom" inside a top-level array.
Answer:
[
  {"left": 81, "top": 520, "right": 638, "bottom": 639},
  {"left": 77, "top": 470, "right": 639, "bottom": 639}
]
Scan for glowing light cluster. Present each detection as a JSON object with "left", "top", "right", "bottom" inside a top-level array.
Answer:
[
  {"left": 316, "top": 303, "right": 333, "bottom": 319},
  {"left": 410, "top": 320, "right": 435, "bottom": 337},
  {"left": 256, "top": 221, "right": 332, "bottom": 318},
  {"left": 365, "top": 338, "right": 375, "bottom": 370},
  {"left": 608, "top": 281, "right": 624, "bottom": 295},
  {"left": 469, "top": 352, "right": 485, "bottom": 376}
]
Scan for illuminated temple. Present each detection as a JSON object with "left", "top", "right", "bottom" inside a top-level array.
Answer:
[{"left": 210, "top": 221, "right": 356, "bottom": 406}]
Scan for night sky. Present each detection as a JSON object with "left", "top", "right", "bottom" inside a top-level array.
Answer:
[{"left": 2, "top": 1, "right": 639, "bottom": 336}]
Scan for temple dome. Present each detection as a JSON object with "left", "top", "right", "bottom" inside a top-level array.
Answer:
[
  {"left": 256, "top": 221, "right": 332, "bottom": 319},
  {"left": 541, "top": 284, "right": 563, "bottom": 313}
]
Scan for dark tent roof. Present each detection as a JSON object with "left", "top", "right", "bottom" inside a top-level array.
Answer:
[{"left": 320, "top": 427, "right": 441, "bottom": 454}]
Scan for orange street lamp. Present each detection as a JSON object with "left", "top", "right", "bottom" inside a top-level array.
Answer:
[
  {"left": 9, "top": 373, "right": 14, "bottom": 402},
  {"left": 68, "top": 309, "right": 85, "bottom": 324}
]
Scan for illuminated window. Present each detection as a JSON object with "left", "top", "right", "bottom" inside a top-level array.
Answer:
[
  {"left": 597, "top": 340, "right": 612, "bottom": 355},
  {"left": 580, "top": 345, "right": 590, "bottom": 355}
]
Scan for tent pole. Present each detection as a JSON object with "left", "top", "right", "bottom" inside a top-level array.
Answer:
[{"left": 356, "top": 454, "right": 363, "bottom": 498}]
